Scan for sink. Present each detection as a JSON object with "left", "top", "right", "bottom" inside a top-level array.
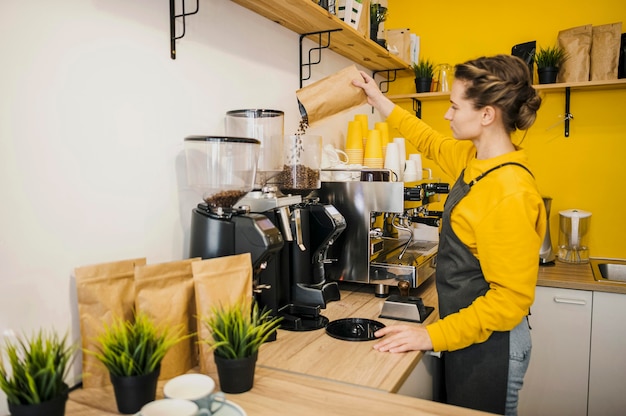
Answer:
[{"left": 590, "top": 258, "right": 626, "bottom": 283}]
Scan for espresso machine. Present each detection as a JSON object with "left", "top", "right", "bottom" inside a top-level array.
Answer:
[
  {"left": 316, "top": 171, "right": 449, "bottom": 297},
  {"left": 185, "top": 136, "right": 284, "bottom": 299}
]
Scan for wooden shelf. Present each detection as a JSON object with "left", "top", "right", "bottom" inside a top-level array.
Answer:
[
  {"left": 230, "top": 0, "right": 410, "bottom": 72},
  {"left": 388, "top": 79, "right": 626, "bottom": 102}
]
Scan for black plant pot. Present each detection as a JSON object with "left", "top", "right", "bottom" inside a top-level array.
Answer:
[
  {"left": 415, "top": 77, "right": 433, "bottom": 93},
  {"left": 538, "top": 67, "right": 559, "bottom": 84},
  {"left": 214, "top": 352, "right": 258, "bottom": 394},
  {"left": 110, "top": 366, "right": 160, "bottom": 414},
  {"left": 8, "top": 389, "right": 68, "bottom": 416}
]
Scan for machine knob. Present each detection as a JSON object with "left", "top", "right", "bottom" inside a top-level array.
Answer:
[{"left": 398, "top": 280, "right": 410, "bottom": 297}]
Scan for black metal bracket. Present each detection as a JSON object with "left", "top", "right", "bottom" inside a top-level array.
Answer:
[
  {"left": 372, "top": 69, "right": 399, "bottom": 94},
  {"left": 564, "top": 86, "right": 573, "bottom": 137},
  {"left": 169, "top": 0, "right": 200, "bottom": 60},
  {"left": 299, "top": 29, "right": 342, "bottom": 88},
  {"left": 412, "top": 98, "right": 422, "bottom": 119}
]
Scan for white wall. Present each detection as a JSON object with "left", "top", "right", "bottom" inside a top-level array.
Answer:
[{"left": 0, "top": 0, "right": 377, "bottom": 410}]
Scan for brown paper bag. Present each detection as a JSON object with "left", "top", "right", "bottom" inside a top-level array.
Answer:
[
  {"left": 75, "top": 257, "right": 146, "bottom": 388},
  {"left": 558, "top": 24, "right": 592, "bottom": 82},
  {"left": 192, "top": 253, "right": 253, "bottom": 374},
  {"left": 296, "top": 65, "right": 368, "bottom": 126},
  {"left": 590, "top": 22, "right": 623, "bottom": 81},
  {"left": 385, "top": 28, "right": 411, "bottom": 64},
  {"left": 134, "top": 258, "right": 200, "bottom": 380}
]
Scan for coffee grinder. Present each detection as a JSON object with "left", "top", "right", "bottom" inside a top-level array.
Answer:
[
  {"left": 185, "top": 136, "right": 284, "bottom": 299},
  {"left": 237, "top": 134, "right": 345, "bottom": 330}
]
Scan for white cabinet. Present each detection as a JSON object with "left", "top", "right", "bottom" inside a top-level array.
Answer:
[
  {"left": 588, "top": 291, "right": 626, "bottom": 416},
  {"left": 518, "top": 286, "right": 592, "bottom": 416}
]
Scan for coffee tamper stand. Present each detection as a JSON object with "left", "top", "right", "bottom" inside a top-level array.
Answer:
[{"left": 379, "top": 280, "right": 434, "bottom": 323}]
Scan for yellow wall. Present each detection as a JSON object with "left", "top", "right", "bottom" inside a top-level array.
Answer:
[{"left": 386, "top": 0, "right": 626, "bottom": 258}]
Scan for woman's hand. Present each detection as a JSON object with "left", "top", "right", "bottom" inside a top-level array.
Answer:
[
  {"left": 352, "top": 71, "right": 395, "bottom": 118},
  {"left": 373, "top": 324, "right": 434, "bottom": 353}
]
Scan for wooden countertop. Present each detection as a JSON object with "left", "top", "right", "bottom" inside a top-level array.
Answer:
[
  {"left": 61, "top": 261, "right": 624, "bottom": 416},
  {"left": 257, "top": 278, "right": 439, "bottom": 393},
  {"left": 68, "top": 366, "right": 493, "bottom": 416},
  {"left": 537, "top": 261, "right": 626, "bottom": 294}
]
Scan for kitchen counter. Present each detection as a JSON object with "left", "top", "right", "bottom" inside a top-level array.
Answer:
[
  {"left": 68, "top": 366, "right": 492, "bottom": 416},
  {"left": 62, "top": 261, "right": 622, "bottom": 415},
  {"left": 537, "top": 260, "right": 626, "bottom": 294}
]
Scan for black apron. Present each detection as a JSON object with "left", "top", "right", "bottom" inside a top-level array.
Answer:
[{"left": 436, "top": 162, "right": 532, "bottom": 415}]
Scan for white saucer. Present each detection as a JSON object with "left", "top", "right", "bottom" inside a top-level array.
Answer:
[{"left": 214, "top": 399, "right": 246, "bottom": 416}]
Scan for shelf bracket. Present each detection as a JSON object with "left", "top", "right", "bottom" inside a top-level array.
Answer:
[
  {"left": 169, "top": 0, "right": 200, "bottom": 60},
  {"left": 372, "top": 69, "right": 399, "bottom": 94},
  {"left": 564, "top": 86, "right": 573, "bottom": 137},
  {"left": 412, "top": 98, "right": 422, "bottom": 119},
  {"left": 299, "top": 29, "right": 342, "bottom": 88}
]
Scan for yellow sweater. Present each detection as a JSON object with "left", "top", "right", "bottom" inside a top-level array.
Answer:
[{"left": 387, "top": 106, "right": 546, "bottom": 352}]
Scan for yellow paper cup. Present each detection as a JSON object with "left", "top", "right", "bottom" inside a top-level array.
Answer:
[
  {"left": 345, "top": 120, "right": 364, "bottom": 150},
  {"left": 364, "top": 129, "right": 383, "bottom": 159}
]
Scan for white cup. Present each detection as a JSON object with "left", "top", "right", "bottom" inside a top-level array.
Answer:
[
  {"left": 321, "top": 144, "right": 349, "bottom": 168},
  {"left": 383, "top": 143, "right": 401, "bottom": 181},
  {"left": 408, "top": 153, "right": 423, "bottom": 181},
  {"left": 403, "top": 159, "right": 420, "bottom": 182},
  {"left": 393, "top": 138, "right": 406, "bottom": 180},
  {"left": 164, "top": 374, "right": 225, "bottom": 415},
  {"left": 136, "top": 399, "right": 209, "bottom": 416}
]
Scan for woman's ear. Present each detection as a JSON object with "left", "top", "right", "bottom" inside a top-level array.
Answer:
[{"left": 481, "top": 105, "right": 497, "bottom": 126}]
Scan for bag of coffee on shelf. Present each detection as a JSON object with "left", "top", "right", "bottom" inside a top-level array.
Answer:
[
  {"left": 558, "top": 24, "right": 592, "bottom": 82},
  {"left": 75, "top": 257, "right": 146, "bottom": 388},
  {"left": 590, "top": 22, "right": 623, "bottom": 81},
  {"left": 135, "top": 258, "right": 200, "bottom": 380},
  {"left": 192, "top": 253, "right": 253, "bottom": 374},
  {"left": 296, "top": 65, "right": 367, "bottom": 126}
]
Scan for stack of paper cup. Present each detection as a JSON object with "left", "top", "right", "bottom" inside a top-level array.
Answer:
[
  {"left": 364, "top": 129, "right": 383, "bottom": 168},
  {"left": 345, "top": 120, "right": 364, "bottom": 165},
  {"left": 409, "top": 153, "right": 423, "bottom": 181},
  {"left": 384, "top": 142, "right": 401, "bottom": 180},
  {"left": 393, "top": 137, "right": 406, "bottom": 180},
  {"left": 375, "top": 122, "right": 390, "bottom": 157},
  {"left": 354, "top": 114, "right": 369, "bottom": 146}
]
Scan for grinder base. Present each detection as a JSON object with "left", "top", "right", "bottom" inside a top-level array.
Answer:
[{"left": 379, "top": 294, "right": 434, "bottom": 323}]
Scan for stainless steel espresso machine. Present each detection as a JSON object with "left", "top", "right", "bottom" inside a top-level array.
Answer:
[{"left": 316, "top": 170, "right": 449, "bottom": 298}]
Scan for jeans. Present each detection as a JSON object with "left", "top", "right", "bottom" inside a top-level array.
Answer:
[{"left": 506, "top": 317, "right": 532, "bottom": 416}]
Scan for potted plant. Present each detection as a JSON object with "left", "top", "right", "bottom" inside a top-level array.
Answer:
[
  {"left": 0, "top": 329, "right": 76, "bottom": 416},
  {"left": 535, "top": 45, "right": 567, "bottom": 84},
  {"left": 412, "top": 59, "right": 435, "bottom": 93},
  {"left": 370, "top": 2, "right": 388, "bottom": 47},
  {"left": 88, "top": 312, "right": 190, "bottom": 414},
  {"left": 200, "top": 298, "right": 281, "bottom": 394}
]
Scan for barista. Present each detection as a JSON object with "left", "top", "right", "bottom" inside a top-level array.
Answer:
[{"left": 353, "top": 55, "right": 546, "bottom": 416}]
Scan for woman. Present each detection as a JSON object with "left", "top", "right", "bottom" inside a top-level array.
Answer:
[{"left": 353, "top": 55, "right": 546, "bottom": 415}]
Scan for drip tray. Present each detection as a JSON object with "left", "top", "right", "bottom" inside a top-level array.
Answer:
[
  {"left": 278, "top": 304, "right": 329, "bottom": 331},
  {"left": 325, "top": 318, "right": 385, "bottom": 342}
]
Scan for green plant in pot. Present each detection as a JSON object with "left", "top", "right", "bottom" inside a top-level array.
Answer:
[
  {"left": 0, "top": 329, "right": 77, "bottom": 416},
  {"left": 200, "top": 298, "right": 281, "bottom": 394},
  {"left": 88, "top": 312, "right": 190, "bottom": 414},
  {"left": 535, "top": 45, "right": 567, "bottom": 84},
  {"left": 412, "top": 59, "right": 435, "bottom": 93}
]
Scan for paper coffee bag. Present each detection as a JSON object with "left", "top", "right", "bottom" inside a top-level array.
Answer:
[
  {"left": 296, "top": 65, "right": 368, "bottom": 126},
  {"left": 75, "top": 257, "right": 146, "bottom": 388},
  {"left": 590, "top": 22, "right": 623, "bottom": 81},
  {"left": 558, "top": 24, "right": 592, "bottom": 82},
  {"left": 192, "top": 254, "right": 253, "bottom": 374},
  {"left": 135, "top": 258, "right": 200, "bottom": 380}
]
